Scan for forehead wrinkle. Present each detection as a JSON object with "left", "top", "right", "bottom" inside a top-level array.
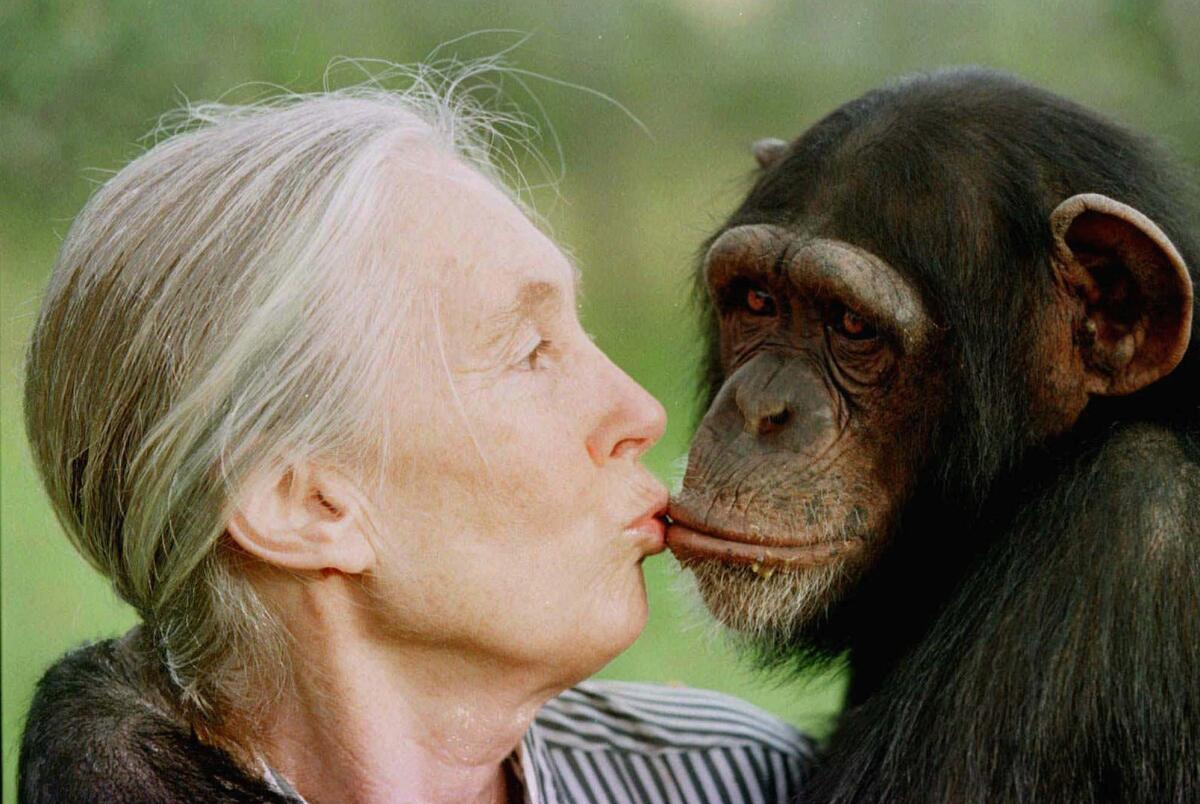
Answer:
[
  {"left": 480, "top": 279, "right": 566, "bottom": 351},
  {"left": 515, "top": 279, "right": 564, "bottom": 319},
  {"left": 788, "top": 239, "right": 929, "bottom": 347}
]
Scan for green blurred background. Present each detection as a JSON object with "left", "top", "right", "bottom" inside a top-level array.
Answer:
[{"left": 2, "top": 0, "right": 1197, "bottom": 798}]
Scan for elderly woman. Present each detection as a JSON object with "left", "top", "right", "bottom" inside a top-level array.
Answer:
[{"left": 18, "top": 77, "right": 811, "bottom": 803}]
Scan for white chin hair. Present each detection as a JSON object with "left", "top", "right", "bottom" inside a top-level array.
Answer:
[{"left": 684, "top": 558, "right": 847, "bottom": 641}]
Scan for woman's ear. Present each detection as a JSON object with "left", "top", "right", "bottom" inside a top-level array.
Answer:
[
  {"left": 1050, "top": 192, "right": 1193, "bottom": 396},
  {"left": 225, "top": 461, "right": 376, "bottom": 574}
]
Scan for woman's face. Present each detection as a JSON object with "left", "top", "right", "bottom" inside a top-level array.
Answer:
[{"left": 364, "top": 154, "right": 667, "bottom": 681}]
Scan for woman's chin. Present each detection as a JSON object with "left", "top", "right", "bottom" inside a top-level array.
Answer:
[
  {"left": 543, "top": 588, "right": 648, "bottom": 678},
  {"left": 595, "top": 584, "right": 651, "bottom": 663}
]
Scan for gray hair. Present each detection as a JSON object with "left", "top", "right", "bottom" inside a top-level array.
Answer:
[{"left": 24, "top": 61, "right": 532, "bottom": 735}]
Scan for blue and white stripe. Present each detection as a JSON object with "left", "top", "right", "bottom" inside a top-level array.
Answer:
[{"left": 520, "top": 679, "right": 813, "bottom": 803}]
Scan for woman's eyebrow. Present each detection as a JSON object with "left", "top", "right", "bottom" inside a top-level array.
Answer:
[{"left": 481, "top": 280, "right": 565, "bottom": 348}]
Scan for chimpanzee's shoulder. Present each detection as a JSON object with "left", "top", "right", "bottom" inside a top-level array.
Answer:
[
  {"left": 1092, "top": 423, "right": 1199, "bottom": 548},
  {"left": 1097, "top": 421, "right": 1197, "bottom": 472},
  {"left": 18, "top": 627, "right": 292, "bottom": 803}
]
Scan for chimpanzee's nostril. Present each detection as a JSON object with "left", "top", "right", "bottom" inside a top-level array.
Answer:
[{"left": 768, "top": 409, "right": 790, "bottom": 428}]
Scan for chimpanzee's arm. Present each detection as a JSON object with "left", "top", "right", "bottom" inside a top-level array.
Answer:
[
  {"left": 806, "top": 423, "right": 1200, "bottom": 804},
  {"left": 19, "top": 633, "right": 294, "bottom": 803}
]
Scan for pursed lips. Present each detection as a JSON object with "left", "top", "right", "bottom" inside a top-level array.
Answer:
[{"left": 622, "top": 488, "right": 670, "bottom": 556}]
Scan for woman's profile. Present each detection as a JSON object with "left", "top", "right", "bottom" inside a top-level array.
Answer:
[{"left": 18, "top": 64, "right": 811, "bottom": 803}]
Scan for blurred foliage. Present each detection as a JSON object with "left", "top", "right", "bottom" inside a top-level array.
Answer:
[{"left": 2, "top": 0, "right": 1197, "bottom": 799}]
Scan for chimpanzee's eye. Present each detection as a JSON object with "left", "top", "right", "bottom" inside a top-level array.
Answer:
[
  {"left": 743, "top": 285, "right": 777, "bottom": 316},
  {"left": 828, "top": 304, "right": 877, "bottom": 340}
]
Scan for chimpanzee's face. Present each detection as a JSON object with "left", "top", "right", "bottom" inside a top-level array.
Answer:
[
  {"left": 667, "top": 222, "right": 943, "bottom": 640},
  {"left": 666, "top": 188, "right": 1193, "bottom": 645},
  {"left": 667, "top": 77, "right": 1194, "bottom": 692}
]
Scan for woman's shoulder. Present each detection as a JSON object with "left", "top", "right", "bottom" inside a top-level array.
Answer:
[
  {"left": 19, "top": 629, "right": 294, "bottom": 803},
  {"left": 527, "top": 679, "right": 816, "bottom": 803}
]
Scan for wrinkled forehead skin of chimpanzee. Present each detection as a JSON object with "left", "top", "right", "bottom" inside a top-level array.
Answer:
[{"left": 699, "top": 69, "right": 1198, "bottom": 484}]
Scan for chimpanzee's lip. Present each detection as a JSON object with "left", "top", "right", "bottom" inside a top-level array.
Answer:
[{"left": 664, "top": 503, "right": 862, "bottom": 570}]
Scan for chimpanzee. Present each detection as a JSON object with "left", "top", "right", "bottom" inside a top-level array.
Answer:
[{"left": 666, "top": 67, "right": 1199, "bottom": 803}]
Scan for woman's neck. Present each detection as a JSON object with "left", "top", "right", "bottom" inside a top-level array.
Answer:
[{"left": 257, "top": 581, "right": 562, "bottom": 804}]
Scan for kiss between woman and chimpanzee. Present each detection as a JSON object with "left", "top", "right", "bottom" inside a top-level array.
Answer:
[{"left": 667, "top": 67, "right": 1198, "bottom": 803}]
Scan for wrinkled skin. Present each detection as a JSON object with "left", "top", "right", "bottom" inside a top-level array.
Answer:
[
  {"left": 672, "top": 226, "right": 935, "bottom": 567},
  {"left": 667, "top": 68, "right": 1199, "bottom": 803},
  {"left": 667, "top": 223, "right": 954, "bottom": 646}
]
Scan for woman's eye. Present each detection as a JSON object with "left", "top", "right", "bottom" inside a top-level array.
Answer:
[
  {"left": 743, "top": 285, "right": 776, "bottom": 316},
  {"left": 828, "top": 304, "right": 877, "bottom": 340},
  {"left": 522, "top": 339, "right": 552, "bottom": 370}
]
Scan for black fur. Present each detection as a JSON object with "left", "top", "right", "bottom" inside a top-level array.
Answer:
[
  {"left": 701, "top": 69, "right": 1200, "bottom": 802},
  {"left": 18, "top": 628, "right": 295, "bottom": 803}
]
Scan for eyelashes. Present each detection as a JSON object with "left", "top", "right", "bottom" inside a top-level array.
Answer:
[
  {"left": 722, "top": 279, "right": 778, "bottom": 318},
  {"left": 743, "top": 285, "right": 777, "bottom": 317},
  {"left": 519, "top": 338, "right": 554, "bottom": 371},
  {"left": 825, "top": 302, "right": 878, "bottom": 341},
  {"left": 723, "top": 279, "right": 878, "bottom": 341}
]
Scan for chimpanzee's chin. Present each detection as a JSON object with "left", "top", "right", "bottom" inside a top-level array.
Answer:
[{"left": 685, "top": 556, "right": 856, "bottom": 645}]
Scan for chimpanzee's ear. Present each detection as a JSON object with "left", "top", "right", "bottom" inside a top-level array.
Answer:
[
  {"left": 1050, "top": 192, "right": 1193, "bottom": 396},
  {"left": 751, "top": 138, "right": 789, "bottom": 170}
]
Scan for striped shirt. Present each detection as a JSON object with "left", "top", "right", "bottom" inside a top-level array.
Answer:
[
  {"left": 521, "top": 679, "right": 814, "bottom": 803},
  {"left": 268, "top": 679, "right": 814, "bottom": 803}
]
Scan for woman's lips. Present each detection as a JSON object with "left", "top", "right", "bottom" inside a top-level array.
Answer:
[
  {"left": 625, "top": 494, "right": 669, "bottom": 556},
  {"left": 624, "top": 515, "right": 667, "bottom": 555}
]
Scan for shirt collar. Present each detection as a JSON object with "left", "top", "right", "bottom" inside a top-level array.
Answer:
[{"left": 518, "top": 717, "right": 559, "bottom": 804}]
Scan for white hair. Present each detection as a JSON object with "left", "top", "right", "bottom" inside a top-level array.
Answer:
[{"left": 24, "top": 60, "right": 536, "bottom": 738}]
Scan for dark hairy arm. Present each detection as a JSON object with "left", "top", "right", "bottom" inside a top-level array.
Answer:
[
  {"left": 19, "top": 630, "right": 294, "bottom": 804},
  {"left": 808, "top": 424, "right": 1200, "bottom": 803}
]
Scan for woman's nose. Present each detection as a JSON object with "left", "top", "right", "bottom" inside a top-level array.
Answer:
[{"left": 586, "top": 357, "right": 667, "bottom": 465}]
